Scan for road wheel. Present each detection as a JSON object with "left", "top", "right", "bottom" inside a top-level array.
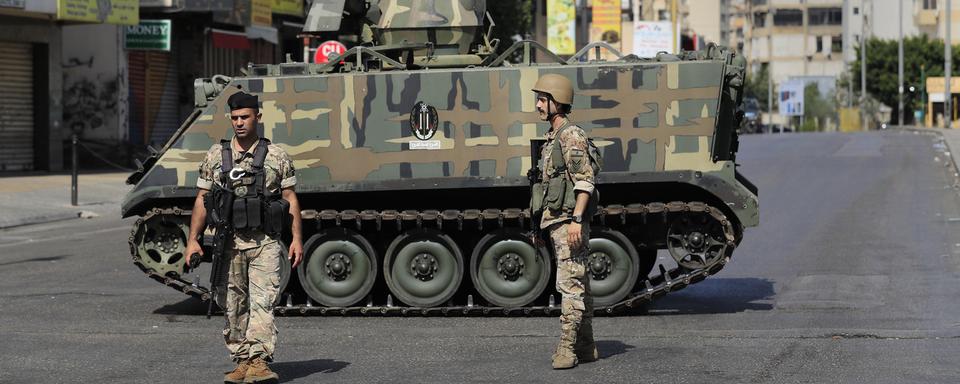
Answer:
[
  {"left": 470, "top": 229, "right": 551, "bottom": 307},
  {"left": 384, "top": 229, "right": 463, "bottom": 307},
  {"left": 587, "top": 228, "right": 640, "bottom": 307},
  {"left": 298, "top": 228, "right": 378, "bottom": 307}
]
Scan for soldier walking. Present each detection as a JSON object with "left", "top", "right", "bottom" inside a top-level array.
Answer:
[
  {"left": 184, "top": 91, "right": 304, "bottom": 383},
  {"left": 531, "top": 74, "right": 599, "bottom": 369}
]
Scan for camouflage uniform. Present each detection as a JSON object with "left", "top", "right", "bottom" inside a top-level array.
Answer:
[
  {"left": 197, "top": 138, "right": 296, "bottom": 363},
  {"left": 540, "top": 117, "right": 597, "bottom": 360}
]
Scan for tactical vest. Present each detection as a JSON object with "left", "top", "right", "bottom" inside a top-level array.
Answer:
[
  {"left": 211, "top": 138, "right": 290, "bottom": 237},
  {"left": 532, "top": 121, "right": 603, "bottom": 217}
]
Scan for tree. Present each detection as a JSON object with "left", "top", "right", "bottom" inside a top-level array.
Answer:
[
  {"left": 850, "top": 35, "right": 960, "bottom": 124},
  {"left": 486, "top": 1, "right": 534, "bottom": 55},
  {"left": 800, "top": 83, "right": 835, "bottom": 132},
  {"left": 744, "top": 65, "right": 771, "bottom": 111}
]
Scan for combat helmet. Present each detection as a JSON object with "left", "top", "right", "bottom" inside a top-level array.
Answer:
[{"left": 531, "top": 74, "right": 574, "bottom": 105}]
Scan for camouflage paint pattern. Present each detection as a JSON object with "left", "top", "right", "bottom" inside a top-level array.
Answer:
[
  {"left": 548, "top": 222, "right": 593, "bottom": 352},
  {"left": 124, "top": 55, "right": 758, "bottom": 228},
  {"left": 197, "top": 139, "right": 297, "bottom": 250},
  {"left": 223, "top": 241, "right": 282, "bottom": 363},
  {"left": 376, "top": 0, "right": 485, "bottom": 54}
]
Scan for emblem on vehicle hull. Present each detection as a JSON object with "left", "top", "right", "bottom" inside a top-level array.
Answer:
[{"left": 410, "top": 101, "right": 439, "bottom": 141}]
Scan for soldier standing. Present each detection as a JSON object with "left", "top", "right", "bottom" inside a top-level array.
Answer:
[
  {"left": 184, "top": 91, "right": 304, "bottom": 383},
  {"left": 531, "top": 74, "right": 599, "bottom": 369}
]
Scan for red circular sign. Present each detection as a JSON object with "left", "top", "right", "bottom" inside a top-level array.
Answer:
[{"left": 314, "top": 40, "right": 347, "bottom": 64}]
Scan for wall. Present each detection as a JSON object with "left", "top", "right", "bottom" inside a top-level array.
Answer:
[{"left": 61, "top": 23, "right": 127, "bottom": 143}]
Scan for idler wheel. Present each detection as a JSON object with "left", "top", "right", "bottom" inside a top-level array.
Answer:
[
  {"left": 299, "top": 228, "right": 378, "bottom": 307},
  {"left": 384, "top": 228, "right": 463, "bottom": 307},
  {"left": 586, "top": 228, "right": 640, "bottom": 307},
  {"left": 132, "top": 214, "right": 190, "bottom": 277},
  {"left": 470, "top": 229, "right": 551, "bottom": 307},
  {"left": 666, "top": 213, "right": 727, "bottom": 270}
]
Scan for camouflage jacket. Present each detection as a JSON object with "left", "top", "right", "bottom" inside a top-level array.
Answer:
[
  {"left": 540, "top": 117, "right": 596, "bottom": 229},
  {"left": 197, "top": 137, "right": 297, "bottom": 250}
]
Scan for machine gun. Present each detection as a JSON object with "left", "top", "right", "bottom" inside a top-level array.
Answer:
[{"left": 202, "top": 186, "right": 235, "bottom": 319}]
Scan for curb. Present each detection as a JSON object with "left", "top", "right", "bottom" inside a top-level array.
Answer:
[
  {"left": 895, "top": 126, "right": 960, "bottom": 176},
  {"left": 0, "top": 211, "right": 83, "bottom": 230}
]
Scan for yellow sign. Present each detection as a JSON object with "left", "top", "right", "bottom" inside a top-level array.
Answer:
[
  {"left": 272, "top": 0, "right": 303, "bottom": 16},
  {"left": 252, "top": 0, "right": 272, "bottom": 26},
  {"left": 590, "top": 0, "right": 621, "bottom": 59},
  {"left": 57, "top": 0, "right": 138, "bottom": 25},
  {"left": 547, "top": 0, "right": 576, "bottom": 55}
]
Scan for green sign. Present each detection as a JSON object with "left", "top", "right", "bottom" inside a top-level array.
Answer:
[{"left": 125, "top": 19, "right": 171, "bottom": 51}]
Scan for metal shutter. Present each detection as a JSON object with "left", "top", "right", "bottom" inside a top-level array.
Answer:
[
  {"left": 0, "top": 41, "right": 34, "bottom": 171},
  {"left": 128, "top": 50, "right": 180, "bottom": 147}
]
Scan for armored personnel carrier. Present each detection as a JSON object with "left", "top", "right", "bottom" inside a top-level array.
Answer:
[{"left": 123, "top": 0, "right": 758, "bottom": 316}]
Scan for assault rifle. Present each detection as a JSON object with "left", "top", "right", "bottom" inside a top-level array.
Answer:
[
  {"left": 527, "top": 139, "right": 546, "bottom": 231},
  {"left": 202, "top": 186, "right": 235, "bottom": 319}
]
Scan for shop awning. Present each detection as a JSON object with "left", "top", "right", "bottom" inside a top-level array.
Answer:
[
  {"left": 209, "top": 28, "right": 250, "bottom": 50},
  {"left": 246, "top": 25, "right": 278, "bottom": 45}
]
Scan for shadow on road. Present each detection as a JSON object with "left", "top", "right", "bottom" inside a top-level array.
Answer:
[
  {"left": 273, "top": 358, "right": 350, "bottom": 382},
  {"left": 153, "top": 297, "right": 213, "bottom": 316},
  {"left": 640, "top": 277, "right": 775, "bottom": 315},
  {"left": 597, "top": 340, "right": 635, "bottom": 359},
  {"left": 0, "top": 255, "right": 69, "bottom": 266}
]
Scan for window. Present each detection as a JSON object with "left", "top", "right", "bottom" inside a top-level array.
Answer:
[
  {"left": 753, "top": 0, "right": 767, "bottom": 5},
  {"left": 658, "top": 9, "right": 670, "bottom": 21},
  {"left": 808, "top": 7, "right": 842, "bottom": 26},
  {"left": 832, "top": 35, "right": 842, "bottom": 52},
  {"left": 816, "top": 37, "right": 823, "bottom": 52},
  {"left": 853, "top": 7, "right": 859, "bottom": 15},
  {"left": 754, "top": 11, "right": 767, "bottom": 27},
  {"left": 923, "top": 0, "right": 938, "bottom": 10},
  {"left": 773, "top": 9, "right": 803, "bottom": 26}
]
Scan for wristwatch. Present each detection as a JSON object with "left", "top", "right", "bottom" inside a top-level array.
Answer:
[{"left": 570, "top": 214, "right": 583, "bottom": 223}]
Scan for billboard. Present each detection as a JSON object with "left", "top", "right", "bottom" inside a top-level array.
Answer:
[
  {"left": 57, "top": 0, "right": 138, "bottom": 25},
  {"left": 590, "top": 0, "right": 621, "bottom": 59},
  {"left": 779, "top": 80, "right": 805, "bottom": 117},
  {"left": 547, "top": 0, "right": 576, "bottom": 55},
  {"left": 632, "top": 21, "right": 674, "bottom": 57}
]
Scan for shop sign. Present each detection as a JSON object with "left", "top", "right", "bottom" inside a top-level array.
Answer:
[
  {"left": 0, "top": 0, "right": 25, "bottom": 9},
  {"left": 57, "top": 0, "right": 139, "bottom": 25},
  {"left": 272, "top": 0, "right": 302, "bottom": 16},
  {"left": 251, "top": 0, "right": 272, "bottom": 26},
  {"left": 125, "top": 19, "right": 171, "bottom": 51}
]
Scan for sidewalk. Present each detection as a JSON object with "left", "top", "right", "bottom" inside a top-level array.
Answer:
[
  {"left": 900, "top": 125, "right": 960, "bottom": 172},
  {"left": 0, "top": 172, "right": 131, "bottom": 229}
]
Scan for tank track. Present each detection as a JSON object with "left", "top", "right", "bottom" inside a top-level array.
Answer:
[{"left": 129, "top": 201, "right": 738, "bottom": 317}]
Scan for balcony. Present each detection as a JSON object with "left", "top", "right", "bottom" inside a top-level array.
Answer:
[{"left": 916, "top": 9, "right": 938, "bottom": 26}]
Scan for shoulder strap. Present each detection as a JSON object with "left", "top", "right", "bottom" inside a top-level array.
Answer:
[
  {"left": 550, "top": 121, "right": 572, "bottom": 174},
  {"left": 219, "top": 139, "right": 232, "bottom": 177},
  {"left": 252, "top": 138, "right": 270, "bottom": 170}
]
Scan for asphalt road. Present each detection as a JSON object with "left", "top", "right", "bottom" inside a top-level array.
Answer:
[{"left": 2, "top": 130, "right": 960, "bottom": 383}]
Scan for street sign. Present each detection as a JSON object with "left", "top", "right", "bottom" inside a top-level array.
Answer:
[
  {"left": 125, "top": 19, "right": 171, "bottom": 51},
  {"left": 314, "top": 40, "right": 347, "bottom": 64}
]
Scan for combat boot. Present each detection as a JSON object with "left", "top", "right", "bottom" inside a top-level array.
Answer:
[
  {"left": 223, "top": 360, "right": 250, "bottom": 384},
  {"left": 551, "top": 344, "right": 579, "bottom": 370},
  {"left": 244, "top": 357, "right": 279, "bottom": 383}
]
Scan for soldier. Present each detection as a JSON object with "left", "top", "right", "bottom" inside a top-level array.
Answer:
[
  {"left": 184, "top": 91, "right": 304, "bottom": 383},
  {"left": 531, "top": 74, "right": 599, "bottom": 369}
]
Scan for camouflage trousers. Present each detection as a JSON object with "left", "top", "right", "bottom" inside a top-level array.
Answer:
[
  {"left": 223, "top": 241, "right": 282, "bottom": 363},
  {"left": 548, "top": 222, "right": 594, "bottom": 350}
]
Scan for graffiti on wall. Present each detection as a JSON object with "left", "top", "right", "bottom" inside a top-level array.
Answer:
[{"left": 62, "top": 55, "right": 121, "bottom": 137}]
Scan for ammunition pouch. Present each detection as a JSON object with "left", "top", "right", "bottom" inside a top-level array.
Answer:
[
  {"left": 529, "top": 182, "right": 545, "bottom": 214},
  {"left": 262, "top": 196, "right": 291, "bottom": 237},
  {"left": 214, "top": 138, "right": 290, "bottom": 238}
]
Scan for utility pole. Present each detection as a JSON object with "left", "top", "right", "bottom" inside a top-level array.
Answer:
[
  {"left": 861, "top": 0, "right": 868, "bottom": 130},
  {"left": 947, "top": 0, "right": 952, "bottom": 128},
  {"left": 672, "top": 0, "right": 679, "bottom": 53},
  {"left": 844, "top": 0, "right": 851, "bottom": 108},
  {"left": 898, "top": 0, "right": 904, "bottom": 126}
]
